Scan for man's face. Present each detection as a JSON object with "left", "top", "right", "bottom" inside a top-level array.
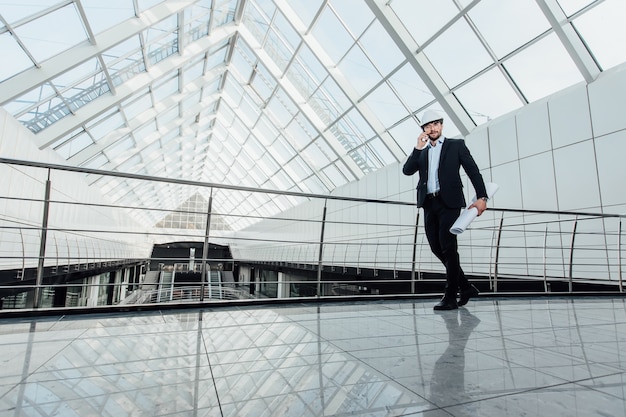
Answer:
[{"left": 423, "top": 120, "right": 443, "bottom": 141}]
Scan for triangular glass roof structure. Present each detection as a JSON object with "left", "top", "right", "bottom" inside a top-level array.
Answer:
[{"left": 1, "top": 0, "right": 625, "bottom": 231}]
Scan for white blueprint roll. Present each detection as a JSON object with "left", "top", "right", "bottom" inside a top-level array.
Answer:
[{"left": 449, "top": 182, "right": 499, "bottom": 235}]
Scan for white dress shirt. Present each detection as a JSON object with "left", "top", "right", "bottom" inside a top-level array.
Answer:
[{"left": 427, "top": 137, "right": 445, "bottom": 194}]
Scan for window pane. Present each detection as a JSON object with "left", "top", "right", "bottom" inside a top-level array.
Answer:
[
  {"left": 469, "top": 0, "right": 550, "bottom": 59},
  {"left": 505, "top": 34, "right": 584, "bottom": 102},
  {"left": 424, "top": 19, "right": 493, "bottom": 87}
]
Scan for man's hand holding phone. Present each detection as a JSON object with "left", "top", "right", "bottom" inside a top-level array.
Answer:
[{"left": 416, "top": 131, "right": 429, "bottom": 150}]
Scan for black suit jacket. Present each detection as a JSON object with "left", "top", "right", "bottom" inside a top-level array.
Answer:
[{"left": 402, "top": 138, "right": 487, "bottom": 209}]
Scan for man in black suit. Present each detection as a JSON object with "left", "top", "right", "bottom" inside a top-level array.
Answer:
[{"left": 403, "top": 110, "right": 488, "bottom": 310}]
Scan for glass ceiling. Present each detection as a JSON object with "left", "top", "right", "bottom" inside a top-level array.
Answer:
[{"left": 1, "top": 0, "right": 625, "bottom": 231}]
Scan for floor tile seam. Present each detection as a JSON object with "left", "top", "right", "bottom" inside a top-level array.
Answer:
[
  {"left": 491, "top": 336, "right": 625, "bottom": 367},
  {"left": 0, "top": 378, "right": 220, "bottom": 409},
  {"left": 199, "top": 325, "right": 226, "bottom": 417},
  {"left": 309, "top": 337, "right": 432, "bottom": 405},
  {"left": 468, "top": 347, "right": 580, "bottom": 376},
  {"left": 214, "top": 378, "right": 432, "bottom": 414},
  {"left": 7, "top": 360, "right": 212, "bottom": 381},
  {"left": 475, "top": 344, "right": 586, "bottom": 367},
  {"left": 274, "top": 313, "right": 469, "bottom": 357},
  {"left": 212, "top": 385, "right": 426, "bottom": 416},
  {"left": 571, "top": 371, "right": 626, "bottom": 401},
  {"left": 431, "top": 377, "right": 600, "bottom": 415},
  {"left": 208, "top": 330, "right": 452, "bottom": 356},
  {"left": 0, "top": 324, "right": 92, "bottom": 402}
]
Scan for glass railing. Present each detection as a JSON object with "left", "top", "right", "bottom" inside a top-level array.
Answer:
[{"left": 0, "top": 157, "right": 623, "bottom": 313}]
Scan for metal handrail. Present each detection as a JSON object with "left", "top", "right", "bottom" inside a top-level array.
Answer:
[{"left": 1, "top": 157, "right": 625, "bottom": 313}]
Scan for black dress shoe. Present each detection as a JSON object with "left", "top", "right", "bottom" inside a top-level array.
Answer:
[
  {"left": 458, "top": 285, "right": 479, "bottom": 306},
  {"left": 433, "top": 296, "right": 458, "bottom": 310}
]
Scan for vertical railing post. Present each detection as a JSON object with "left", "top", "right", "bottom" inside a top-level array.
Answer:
[
  {"left": 200, "top": 189, "right": 213, "bottom": 302},
  {"left": 317, "top": 200, "right": 328, "bottom": 297},
  {"left": 19, "top": 228, "right": 26, "bottom": 280},
  {"left": 410, "top": 211, "right": 420, "bottom": 294},
  {"left": 543, "top": 225, "right": 549, "bottom": 292},
  {"left": 493, "top": 214, "right": 504, "bottom": 293},
  {"left": 34, "top": 170, "right": 52, "bottom": 309},
  {"left": 618, "top": 219, "right": 623, "bottom": 292},
  {"left": 568, "top": 218, "right": 578, "bottom": 293}
]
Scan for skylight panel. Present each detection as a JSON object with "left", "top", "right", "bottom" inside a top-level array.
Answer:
[
  {"left": 302, "top": 174, "right": 329, "bottom": 194},
  {"left": 344, "top": 108, "right": 375, "bottom": 141},
  {"left": 389, "top": 0, "right": 459, "bottom": 46},
  {"left": 285, "top": 45, "right": 327, "bottom": 99},
  {"left": 104, "top": 136, "right": 134, "bottom": 161},
  {"left": 322, "top": 164, "right": 348, "bottom": 188},
  {"left": 156, "top": 106, "right": 179, "bottom": 128},
  {"left": 388, "top": 116, "right": 423, "bottom": 154},
  {"left": 572, "top": 0, "right": 626, "bottom": 71},
  {"left": 13, "top": 3, "right": 88, "bottom": 63},
  {"left": 81, "top": 0, "right": 135, "bottom": 35},
  {"left": 311, "top": 5, "right": 354, "bottom": 64},
  {"left": 255, "top": 114, "right": 280, "bottom": 146},
  {"left": 359, "top": 20, "right": 405, "bottom": 77},
  {"left": 137, "top": 0, "right": 165, "bottom": 13},
  {"left": 102, "top": 36, "right": 146, "bottom": 86},
  {"left": 152, "top": 74, "right": 178, "bottom": 103},
  {"left": 387, "top": 63, "right": 433, "bottom": 113},
  {"left": 266, "top": 90, "right": 296, "bottom": 128},
  {"left": 206, "top": 46, "right": 229, "bottom": 71},
  {"left": 453, "top": 67, "right": 522, "bottom": 124},
  {"left": 86, "top": 110, "right": 125, "bottom": 141},
  {"left": 0, "top": 33, "right": 33, "bottom": 82},
  {"left": 263, "top": 27, "right": 293, "bottom": 72},
  {"left": 300, "top": 142, "right": 331, "bottom": 170},
  {"left": 337, "top": 44, "right": 381, "bottom": 97},
  {"left": 272, "top": 10, "right": 300, "bottom": 52},
  {"left": 556, "top": 0, "right": 596, "bottom": 16},
  {"left": 121, "top": 91, "right": 153, "bottom": 120},
  {"left": 280, "top": 0, "right": 322, "bottom": 28},
  {"left": 82, "top": 153, "right": 109, "bottom": 170},
  {"left": 468, "top": 0, "right": 550, "bottom": 59},
  {"left": 183, "top": 59, "right": 206, "bottom": 84},
  {"left": 54, "top": 130, "right": 94, "bottom": 159},
  {"left": 268, "top": 135, "right": 296, "bottom": 164},
  {"left": 367, "top": 137, "right": 395, "bottom": 166},
  {"left": 2, "top": 1, "right": 60, "bottom": 22},
  {"left": 423, "top": 18, "right": 493, "bottom": 88},
  {"left": 313, "top": 78, "right": 351, "bottom": 121},
  {"left": 504, "top": 33, "right": 584, "bottom": 102},
  {"left": 330, "top": 0, "right": 374, "bottom": 39},
  {"left": 134, "top": 120, "right": 157, "bottom": 143},
  {"left": 361, "top": 82, "right": 408, "bottom": 128},
  {"left": 285, "top": 116, "right": 314, "bottom": 151}
]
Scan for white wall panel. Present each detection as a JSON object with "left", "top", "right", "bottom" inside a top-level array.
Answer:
[
  {"left": 491, "top": 161, "right": 522, "bottom": 209},
  {"left": 588, "top": 65, "right": 626, "bottom": 137},
  {"left": 517, "top": 101, "right": 552, "bottom": 158},
  {"left": 519, "top": 152, "right": 558, "bottom": 211},
  {"left": 553, "top": 140, "right": 600, "bottom": 210},
  {"left": 548, "top": 83, "right": 592, "bottom": 149},
  {"left": 466, "top": 125, "right": 490, "bottom": 170},
  {"left": 489, "top": 117, "right": 518, "bottom": 166},
  {"left": 595, "top": 129, "right": 626, "bottom": 207}
]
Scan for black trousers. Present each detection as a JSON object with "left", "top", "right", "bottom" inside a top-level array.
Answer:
[{"left": 423, "top": 196, "right": 469, "bottom": 297}]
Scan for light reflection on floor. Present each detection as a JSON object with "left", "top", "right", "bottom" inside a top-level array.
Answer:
[{"left": 1, "top": 297, "right": 626, "bottom": 416}]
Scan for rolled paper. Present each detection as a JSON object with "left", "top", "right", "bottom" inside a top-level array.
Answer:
[{"left": 450, "top": 182, "right": 499, "bottom": 235}]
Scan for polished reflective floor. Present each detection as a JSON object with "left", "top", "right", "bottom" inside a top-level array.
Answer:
[{"left": 1, "top": 296, "right": 626, "bottom": 416}]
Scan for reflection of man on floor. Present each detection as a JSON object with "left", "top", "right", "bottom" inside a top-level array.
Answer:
[{"left": 426, "top": 309, "right": 481, "bottom": 416}]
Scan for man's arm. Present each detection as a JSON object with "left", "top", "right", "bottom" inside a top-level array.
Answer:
[
  {"left": 403, "top": 131, "right": 429, "bottom": 176},
  {"left": 459, "top": 141, "right": 488, "bottom": 215}
]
